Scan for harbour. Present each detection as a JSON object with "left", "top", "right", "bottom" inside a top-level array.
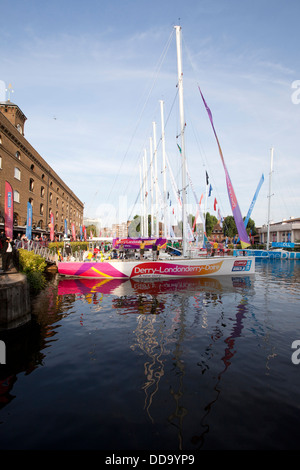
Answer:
[{"left": 0, "top": 258, "right": 300, "bottom": 450}]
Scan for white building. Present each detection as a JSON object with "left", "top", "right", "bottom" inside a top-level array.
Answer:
[{"left": 257, "top": 217, "right": 300, "bottom": 245}]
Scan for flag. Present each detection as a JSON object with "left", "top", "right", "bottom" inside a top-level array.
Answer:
[
  {"left": 208, "top": 184, "right": 212, "bottom": 196},
  {"left": 26, "top": 202, "right": 33, "bottom": 240},
  {"left": 49, "top": 212, "right": 54, "bottom": 241},
  {"left": 244, "top": 173, "right": 264, "bottom": 228},
  {"left": 199, "top": 86, "right": 250, "bottom": 248},
  {"left": 4, "top": 181, "right": 13, "bottom": 238},
  {"left": 72, "top": 223, "right": 76, "bottom": 240},
  {"left": 206, "top": 171, "right": 209, "bottom": 185},
  {"left": 64, "top": 218, "right": 68, "bottom": 237},
  {"left": 214, "top": 198, "right": 217, "bottom": 211}
]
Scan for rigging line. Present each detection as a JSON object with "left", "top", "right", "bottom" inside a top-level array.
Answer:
[{"left": 104, "top": 29, "right": 175, "bottom": 206}]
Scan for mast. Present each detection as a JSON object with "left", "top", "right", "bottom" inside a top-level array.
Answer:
[
  {"left": 266, "top": 147, "right": 274, "bottom": 250},
  {"left": 160, "top": 100, "right": 168, "bottom": 238},
  {"left": 150, "top": 136, "right": 154, "bottom": 237},
  {"left": 152, "top": 121, "right": 159, "bottom": 237},
  {"left": 175, "top": 25, "right": 187, "bottom": 256},
  {"left": 139, "top": 163, "right": 144, "bottom": 237}
]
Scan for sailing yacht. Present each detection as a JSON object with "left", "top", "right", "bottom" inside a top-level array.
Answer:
[{"left": 58, "top": 26, "right": 255, "bottom": 279}]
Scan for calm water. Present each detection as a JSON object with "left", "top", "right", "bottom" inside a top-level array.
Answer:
[{"left": 1, "top": 259, "right": 300, "bottom": 451}]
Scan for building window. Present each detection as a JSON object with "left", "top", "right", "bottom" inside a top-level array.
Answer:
[
  {"left": 29, "top": 198, "right": 33, "bottom": 207},
  {"left": 14, "top": 190, "right": 20, "bottom": 203},
  {"left": 41, "top": 186, "right": 45, "bottom": 197},
  {"left": 56, "top": 197, "right": 59, "bottom": 207},
  {"left": 49, "top": 192, "right": 53, "bottom": 203},
  {"left": 31, "top": 164, "right": 35, "bottom": 171},
  {"left": 40, "top": 204, "right": 44, "bottom": 215},
  {"left": 0, "top": 156, "right": 2, "bottom": 169},
  {"left": 15, "top": 151, "right": 21, "bottom": 159},
  {"left": 14, "top": 167, "right": 21, "bottom": 180},
  {"left": 29, "top": 178, "right": 34, "bottom": 192}
]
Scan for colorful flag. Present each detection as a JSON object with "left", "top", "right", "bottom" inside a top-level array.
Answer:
[
  {"left": 49, "top": 212, "right": 54, "bottom": 241},
  {"left": 244, "top": 173, "right": 264, "bottom": 228},
  {"left": 208, "top": 184, "right": 212, "bottom": 196},
  {"left": 26, "top": 202, "right": 33, "bottom": 240},
  {"left": 199, "top": 87, "right": 250, "bottom": 248},
  {"left": 64, "top": 218, "right": 68, "bottom": 237},
  {"left": 214, "top": 198, "right": 217, "bottom": 211},
  {"left": 4, "top": 181, "right": 13, "bottom": 238}
]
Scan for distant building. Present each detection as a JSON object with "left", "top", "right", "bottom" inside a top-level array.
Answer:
[
  {"left": 0, "top": 100, "right": 84, "bottom": 238},
  {"left": 257, "top": 217, "right": 300, "bottom": 245}
]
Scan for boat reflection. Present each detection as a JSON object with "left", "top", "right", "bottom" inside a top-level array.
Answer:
[{"left": 57, "top": 275, "right": 252, "bottom": 299}]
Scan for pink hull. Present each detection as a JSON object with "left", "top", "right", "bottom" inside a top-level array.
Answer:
[{"left": 57, "top": 257, "right": 254, "bottom": 279}]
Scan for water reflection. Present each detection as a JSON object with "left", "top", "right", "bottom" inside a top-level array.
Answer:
[
  {"left": 3, "top": 262, "right": 300, "bottom": 449},
  {"left": 56, "top": 275, "right": 253, "bottom": 449}
]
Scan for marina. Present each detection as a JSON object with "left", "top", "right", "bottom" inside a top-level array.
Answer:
[{"left": 0, "top": 258, "right": 300, "bottom": 450}]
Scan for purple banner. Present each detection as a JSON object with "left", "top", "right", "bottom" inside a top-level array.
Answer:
[
  {"left": 113, "top": 238, "right": 167, "bottom": 250},
  {"left": 5, "top": 181, "right": 13, "bottom": 238},
  {"left": 198, "top": 87, "right": 250, "bottom": 248}
]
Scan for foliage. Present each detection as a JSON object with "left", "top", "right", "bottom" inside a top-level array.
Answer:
[
  {"left": 18, "top": 249, "right": 47, "bottom": 293},
  {"left": 48, "top": 241, "right": 88, "bottom": 253},
  {"left": 18, "top": 249, "right": 47, "bottom": 273},
  {"left": 86, "top": 224, "right": 97, "bottom": 237},
  {"left": 205, "top": 213, "right": 218, "bottom": 236}
]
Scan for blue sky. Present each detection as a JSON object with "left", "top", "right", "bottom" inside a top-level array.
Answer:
[{"left": 1, "top": 0, "right": 299, "bottom": 229}]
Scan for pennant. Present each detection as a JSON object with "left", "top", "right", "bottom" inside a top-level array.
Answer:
[
  {"left": 4, "top": 181, "right": 13, "bottom": 238},
  {"left": 208, "top": 184, "right": 212, "bottom": 197},
  {"left": 206, "top": 171, "right": 209, "bottom": 185},
  {"left": 214, "top": 198, "right": 217, "bottom": 211},
  {"left": 244, "top": 173, "right": 264, "bottom": 228},
  {"left": 49, "top": 212, "right": 54, "bottom": 241},
  {"left": 64, "top": 218, "right": 68, "bottom": 237},
  {"left": 26, "top": 202, "right": 33, "bottom": 240},
  {"left": 199, "top": 86, "right": 250, "bottom": 248}
]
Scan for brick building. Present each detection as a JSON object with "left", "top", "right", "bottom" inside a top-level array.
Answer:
[{"left": 0, "top": 100, "right": 84, "bottom": 239}]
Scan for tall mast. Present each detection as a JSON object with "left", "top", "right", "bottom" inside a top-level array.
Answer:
[
  {"left": 160, "top": 100, "right": 168, "bottom": 238},
  {"left": 266, "top": 147, "right": 274, "bottom": 250},
  {"left": 152, "top": 121, "right": 159, "bottom": 237},
  {"left": 175, "top": 25, "right": 187, "bottom": 256},
  {"left": 150, "top": 136, "right": 154, "bottom": 237}
]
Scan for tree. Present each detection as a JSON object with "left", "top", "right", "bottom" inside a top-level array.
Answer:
[{"left": 205, "top": 212, "right": 218, "bottom": 236}]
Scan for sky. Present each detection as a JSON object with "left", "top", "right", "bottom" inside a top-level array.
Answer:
[{"left": 1, "top": 0, "right": 299, "bottom": 230}]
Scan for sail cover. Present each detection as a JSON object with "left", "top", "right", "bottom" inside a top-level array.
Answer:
[{"left": 198, "top": 87, "right": 250, "bottom": 248}]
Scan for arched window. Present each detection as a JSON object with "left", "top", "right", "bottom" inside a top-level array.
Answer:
[
  {"left": 40, "top": 203, "right": 44, "bottom": 215},
  {"left": 29, "top": 178, "right": 34, "bottom": 192},
  {"left": 41, "top": 186, "right": 45, "bottom": 197}
]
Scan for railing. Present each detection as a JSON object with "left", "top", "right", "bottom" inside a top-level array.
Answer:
[{"left": 15, "top": 240, "right": 58, "bottom": 264}]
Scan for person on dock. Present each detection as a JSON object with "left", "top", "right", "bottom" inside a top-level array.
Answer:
[
  {"left": 1, "top": 237, "right": 13, "bottom": 272},
  {"left": 140, "top": 240, "right": 145, "bottom": 259}
]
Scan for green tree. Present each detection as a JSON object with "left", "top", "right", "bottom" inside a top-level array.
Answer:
[
  {"left": 205, "top": 212, "right": 218, "bottom": 236},
  {"left": 223, "top": 215, "right": 237, "bottom": 238}
]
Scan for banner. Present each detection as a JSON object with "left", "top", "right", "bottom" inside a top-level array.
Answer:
[
  {"left": 113, "top": 238, "right": 167, "bottom": 250},
  {"left": 4, "top": 181, "right": 13, "bottom": 238},
  {"left": 64, "top": 218, "right": 68, "bottom": 237},
  {"left": 72, "top": 223, "right": 76, "bottom": 240},
  {"left": 83, "top": 225, "right": 86, "bottom": 241},
  {"left": 199, "top": 87, "right": 250, "bottom": 248},
  {"left": 80, "top": 225, "right": 83, "bottom": 241},
  {"left": 49, "top": 212, "right": 54, "bottom": 241},
  {"left": 244, "top": 174, "right": 264, "bottom": 228},
  {"left": 26, "top": 202, "right": 33, "bottom": 240}
]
